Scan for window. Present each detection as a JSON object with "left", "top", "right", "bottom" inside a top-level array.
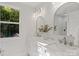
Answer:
[{"left": 0, "top": 5, "right": 19, "bottom": 38}]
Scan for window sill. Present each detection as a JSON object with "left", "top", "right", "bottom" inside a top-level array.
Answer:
[{"left": 0, "top": 37, "right": 21, "bottom": 40}]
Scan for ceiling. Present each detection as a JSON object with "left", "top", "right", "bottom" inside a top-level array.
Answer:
[{"left": 22, "top": 2, "right": 42, "bottom": 7}]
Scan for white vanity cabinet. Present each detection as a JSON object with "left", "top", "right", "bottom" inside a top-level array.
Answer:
[{"left": 30, "top": 35, "right": 79, "bottom": 56}]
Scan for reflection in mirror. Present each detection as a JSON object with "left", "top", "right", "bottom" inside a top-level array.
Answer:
[
  {"left": 33, "top": 7, "right": 46, "bottom": 37},
  {"left": 54, "top": 2, "right": 79, "bottom": 47}
]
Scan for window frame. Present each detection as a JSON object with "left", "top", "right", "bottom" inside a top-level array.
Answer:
[{"left": 0, "top": 4, "right": 20, "bottom": 38}]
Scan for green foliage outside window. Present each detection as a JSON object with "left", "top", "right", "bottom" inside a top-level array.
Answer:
[{"left": 0, "top": 6, "right": 19, "bottom": 22}]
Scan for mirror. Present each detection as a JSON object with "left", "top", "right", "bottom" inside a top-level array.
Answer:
[{"left": 54, "top": 2, "right": 79, "bottom": 46}]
